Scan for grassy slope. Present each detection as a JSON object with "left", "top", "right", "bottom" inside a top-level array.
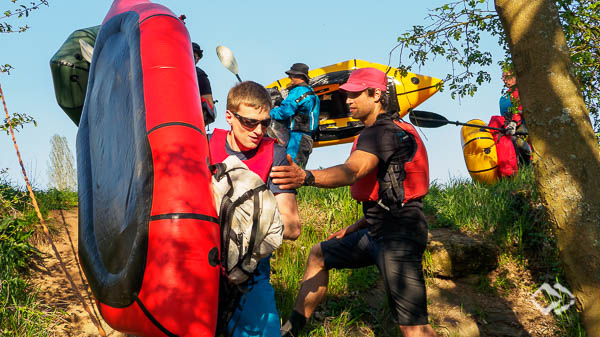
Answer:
[{"left": 0, "top": 165, "right": 586, "bottom": 336}]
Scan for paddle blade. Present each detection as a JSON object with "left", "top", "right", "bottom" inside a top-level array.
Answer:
[
  {"left": 409, "top": 110, "right": 450, "bottom": 128},
  {"left": 79, "top": 39, "right": 94, "bottom": 63},
  {"left": 216, "top": 45, "right": 239, "bottom": 75}
]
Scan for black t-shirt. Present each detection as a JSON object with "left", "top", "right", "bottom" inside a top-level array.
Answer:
[
  {"left": 196, "top": 67, "right": 212, "bottom": 95},
  {"left": 355, "top": 113, "right": 427, "bottom": 244}
]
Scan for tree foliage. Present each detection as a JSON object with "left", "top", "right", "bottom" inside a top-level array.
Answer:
[
  {"left": 47, "top": 134, "right": 76, "bottom": 192},
  {"left": 0, "top": 111, "right": 36, "bottom": 134},
  {"left": 0, "top": 0, "right": 48, "bottom": 35},
  {"left": 396, "top": 0, "right": 600, "bottom": 134}
]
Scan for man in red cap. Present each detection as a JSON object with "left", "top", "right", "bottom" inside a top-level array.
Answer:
[{"left": 272, "top": 68, "right": 437, "bottom": 337}]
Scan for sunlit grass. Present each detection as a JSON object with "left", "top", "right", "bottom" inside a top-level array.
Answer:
[{"left": 272, "top": 166, "right": 586, "bottom": 336}]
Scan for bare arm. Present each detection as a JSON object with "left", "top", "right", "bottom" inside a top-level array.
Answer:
[
  {"left": 270, "top": 150, "right": 379, "bottom": 190},
  {"left": 275, "top": 192, "right": 301, "bottom": 241}
]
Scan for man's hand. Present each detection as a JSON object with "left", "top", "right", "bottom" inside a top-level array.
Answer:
[
  {"left": 327, "top": 217, "right": 367, "bottom": 240},
  {"left": 271, "top": 154, "right": 306, "bottom": 190},
  {"left": 327, "top": 227, "right": 350, "bottom": 240}
]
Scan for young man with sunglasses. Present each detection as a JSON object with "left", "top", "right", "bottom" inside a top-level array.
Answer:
[
  {"left": 269, "top": 63, "right": 320, "bottom": 167},
  {"left": 208, "top": 81, "right": 302, "bottom": 337},
  {"left": 272, "top": 68, "right": 437, "bottom": 337}
]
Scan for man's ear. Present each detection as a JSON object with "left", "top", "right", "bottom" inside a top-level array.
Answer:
[
  {"left": 373, "top": 88, "right": 382, "bottom": 103},
  {"left": 225, "top": 110, "right": 233, "bottom": 126}
]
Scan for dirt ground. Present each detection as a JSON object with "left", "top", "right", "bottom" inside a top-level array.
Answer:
[
  {"left": 29, "top": 208, "right": 562, "bottom": 337},
  {"left": 28, "top": 209, "right": 126, "bottom": 337}
]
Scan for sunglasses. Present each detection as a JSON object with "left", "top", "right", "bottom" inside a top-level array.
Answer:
[{"left": 229, "top": 110, "right": 271, "bottom": 129}]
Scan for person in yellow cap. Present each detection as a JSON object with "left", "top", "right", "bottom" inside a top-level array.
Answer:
[{"left": 273, "top": 68, "right": 437, "bottom": 337}]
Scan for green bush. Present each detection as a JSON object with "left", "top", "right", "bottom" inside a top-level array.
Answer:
[{"left": 0, "top": 176, "right": 66, "bottom": 335}]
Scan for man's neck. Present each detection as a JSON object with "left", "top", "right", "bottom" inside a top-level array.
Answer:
[
  {"left": 226, "top": 131, "right": 245, "bottom": 152},
  {"left": 362, "top": 105, "right": 386, "bottom": 127}
]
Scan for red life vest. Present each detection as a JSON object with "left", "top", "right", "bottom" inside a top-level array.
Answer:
[
  {"left": 350, "top": 119, "right": 429, "bottom": 204},
  {"left": 209, "top": 128, "right": 275, "bottom": 182}
]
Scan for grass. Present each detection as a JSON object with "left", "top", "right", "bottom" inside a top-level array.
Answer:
[
  {"left": 0, "top": 174, "right": 76, "bottom": 336},
  {"left": 423, "top": 165, "right": 585, "bottom": 336},
  {"left": 272, "top": 165, "right": 586, "bottom": 336},
  {"left": 271, "top": 186, "right": 386, "bottom": 336},
  {"left": 0, "top": 163, "right": 588, "bottom": 336}
]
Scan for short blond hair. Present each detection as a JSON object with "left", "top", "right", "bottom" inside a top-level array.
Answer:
[{"left": 227, "top": 81, "right": 272, "bottom": 113}]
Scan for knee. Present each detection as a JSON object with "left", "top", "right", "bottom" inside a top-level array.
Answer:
[{"left": 307, "top": 243, "right": 325, "bottom": 268}]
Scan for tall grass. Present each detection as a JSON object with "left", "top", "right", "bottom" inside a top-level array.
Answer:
[
  {"left": 0, "top": 175, "right": 75, "bottom": 336},
  {"left": 272, "top": 166, "right": 585, "bottom": 336},
  {"left": 423, "top": 165, "right": 585, "bottom": 336},
  {"left": 271, "top": 186, "right": 385, "bottom": 336},
  {"left": 424, "top": 165, "right": 545, "bottom": 254}
]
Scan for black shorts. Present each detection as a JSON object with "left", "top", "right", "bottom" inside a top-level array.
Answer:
[{"left": 321, "top": 229, "right": 428, "bottom": 325}]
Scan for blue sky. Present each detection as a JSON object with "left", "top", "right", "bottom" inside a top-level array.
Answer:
[{"left": 0, "top": 0, "right": 507, "bottom": 189}]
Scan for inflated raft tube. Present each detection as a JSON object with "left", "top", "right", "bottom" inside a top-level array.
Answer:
[
  {"left": 460, "top": 119, "right": 499, "bottom": 185},
  {"left": 266, "top": 59, "right": 441, "bottom": 148},
  {"left": 77, "top": 1, "right": 220, "bottom": 336},
  {"left": 49, "top": 25, "right": 100, "bottom": 125}
]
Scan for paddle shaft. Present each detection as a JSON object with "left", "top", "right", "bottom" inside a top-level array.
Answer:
[
  {"left": 412, "top": 116, "right": 506, "bottom": 132},
  {"left": 448, "top": 119, "right": 528, "bottom": 135},
  {"left": 409, "top": 110, "right": 528, "bottom": 135}
]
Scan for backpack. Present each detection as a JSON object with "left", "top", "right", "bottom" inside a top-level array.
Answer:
[
  {"left": 211, "top": 155, "right": 284, "bottom": 284},
  {"left": 211, "top": 155, "right": 283, "bottom": 336}
]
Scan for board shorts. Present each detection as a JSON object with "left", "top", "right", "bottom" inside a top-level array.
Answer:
[{"left": 321, "top": 229, "right": 429, "bottom": 325}]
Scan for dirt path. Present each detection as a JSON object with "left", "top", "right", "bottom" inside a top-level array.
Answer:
[
  {"left": 29, "top": 208, "right": 125, "bottom": 337},
  {"left": 359, "top": 253, "right": 562, "bottom": 336}
]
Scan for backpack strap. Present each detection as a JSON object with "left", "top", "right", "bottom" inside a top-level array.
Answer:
[
  {"left": 292, "top": 88, "right": 318, "bottom": 133},
  {"left": 243, "top": 188, "right": 262, "bottom": 268},
  {"left": 228, "top": 185, "right": 268, "bottom": 273},
  {"left": 220, "top": 182, "right": 268, "bottom": 274},
  {"left": 294, "top": 90, "right": 316, "bottom": 104}
]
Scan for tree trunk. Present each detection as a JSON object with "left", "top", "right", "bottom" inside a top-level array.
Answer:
[{"left": 495, "top": 0, "right": 600, "bottom": 335}]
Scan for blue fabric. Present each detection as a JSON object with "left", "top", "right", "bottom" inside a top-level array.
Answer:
[
  {"left": 270, "top": 84, "right": 319, "bottom": 161},
  {"left": 286, "top": 132, "right": 304, "bottom": 162},
  {"left": 499, "top": 94, "right": 512, "bottom": 118},
  {"left": 270, "top": 85, "right": 320, "bottom": 132},
  {"left": 226, "top": 258, "right": 280, "bottom": 337}
]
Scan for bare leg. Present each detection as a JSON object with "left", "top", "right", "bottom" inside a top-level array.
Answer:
[
  {"left": 399, "top": 324, "right": 437, "bottom": 337},
  {"left": 294, "top": 243, "right": 329, "bottom": 318}
]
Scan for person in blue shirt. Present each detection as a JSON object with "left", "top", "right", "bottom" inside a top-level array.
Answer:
[{"left": 270, "top": 63, "right": 320, "bottom": 168}]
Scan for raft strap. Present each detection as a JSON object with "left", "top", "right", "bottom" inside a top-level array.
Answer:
[{"left": 133, "top": 294, "right": 179, "bottom": 337}]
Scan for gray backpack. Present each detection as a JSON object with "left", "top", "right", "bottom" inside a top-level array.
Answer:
[{"left": 211, "top": 155, "right": 283, "bottom": 284}]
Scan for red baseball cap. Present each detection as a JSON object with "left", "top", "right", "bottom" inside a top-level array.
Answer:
[{"left": 339, "top": 68, "right": 388, "bottom": 93}]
